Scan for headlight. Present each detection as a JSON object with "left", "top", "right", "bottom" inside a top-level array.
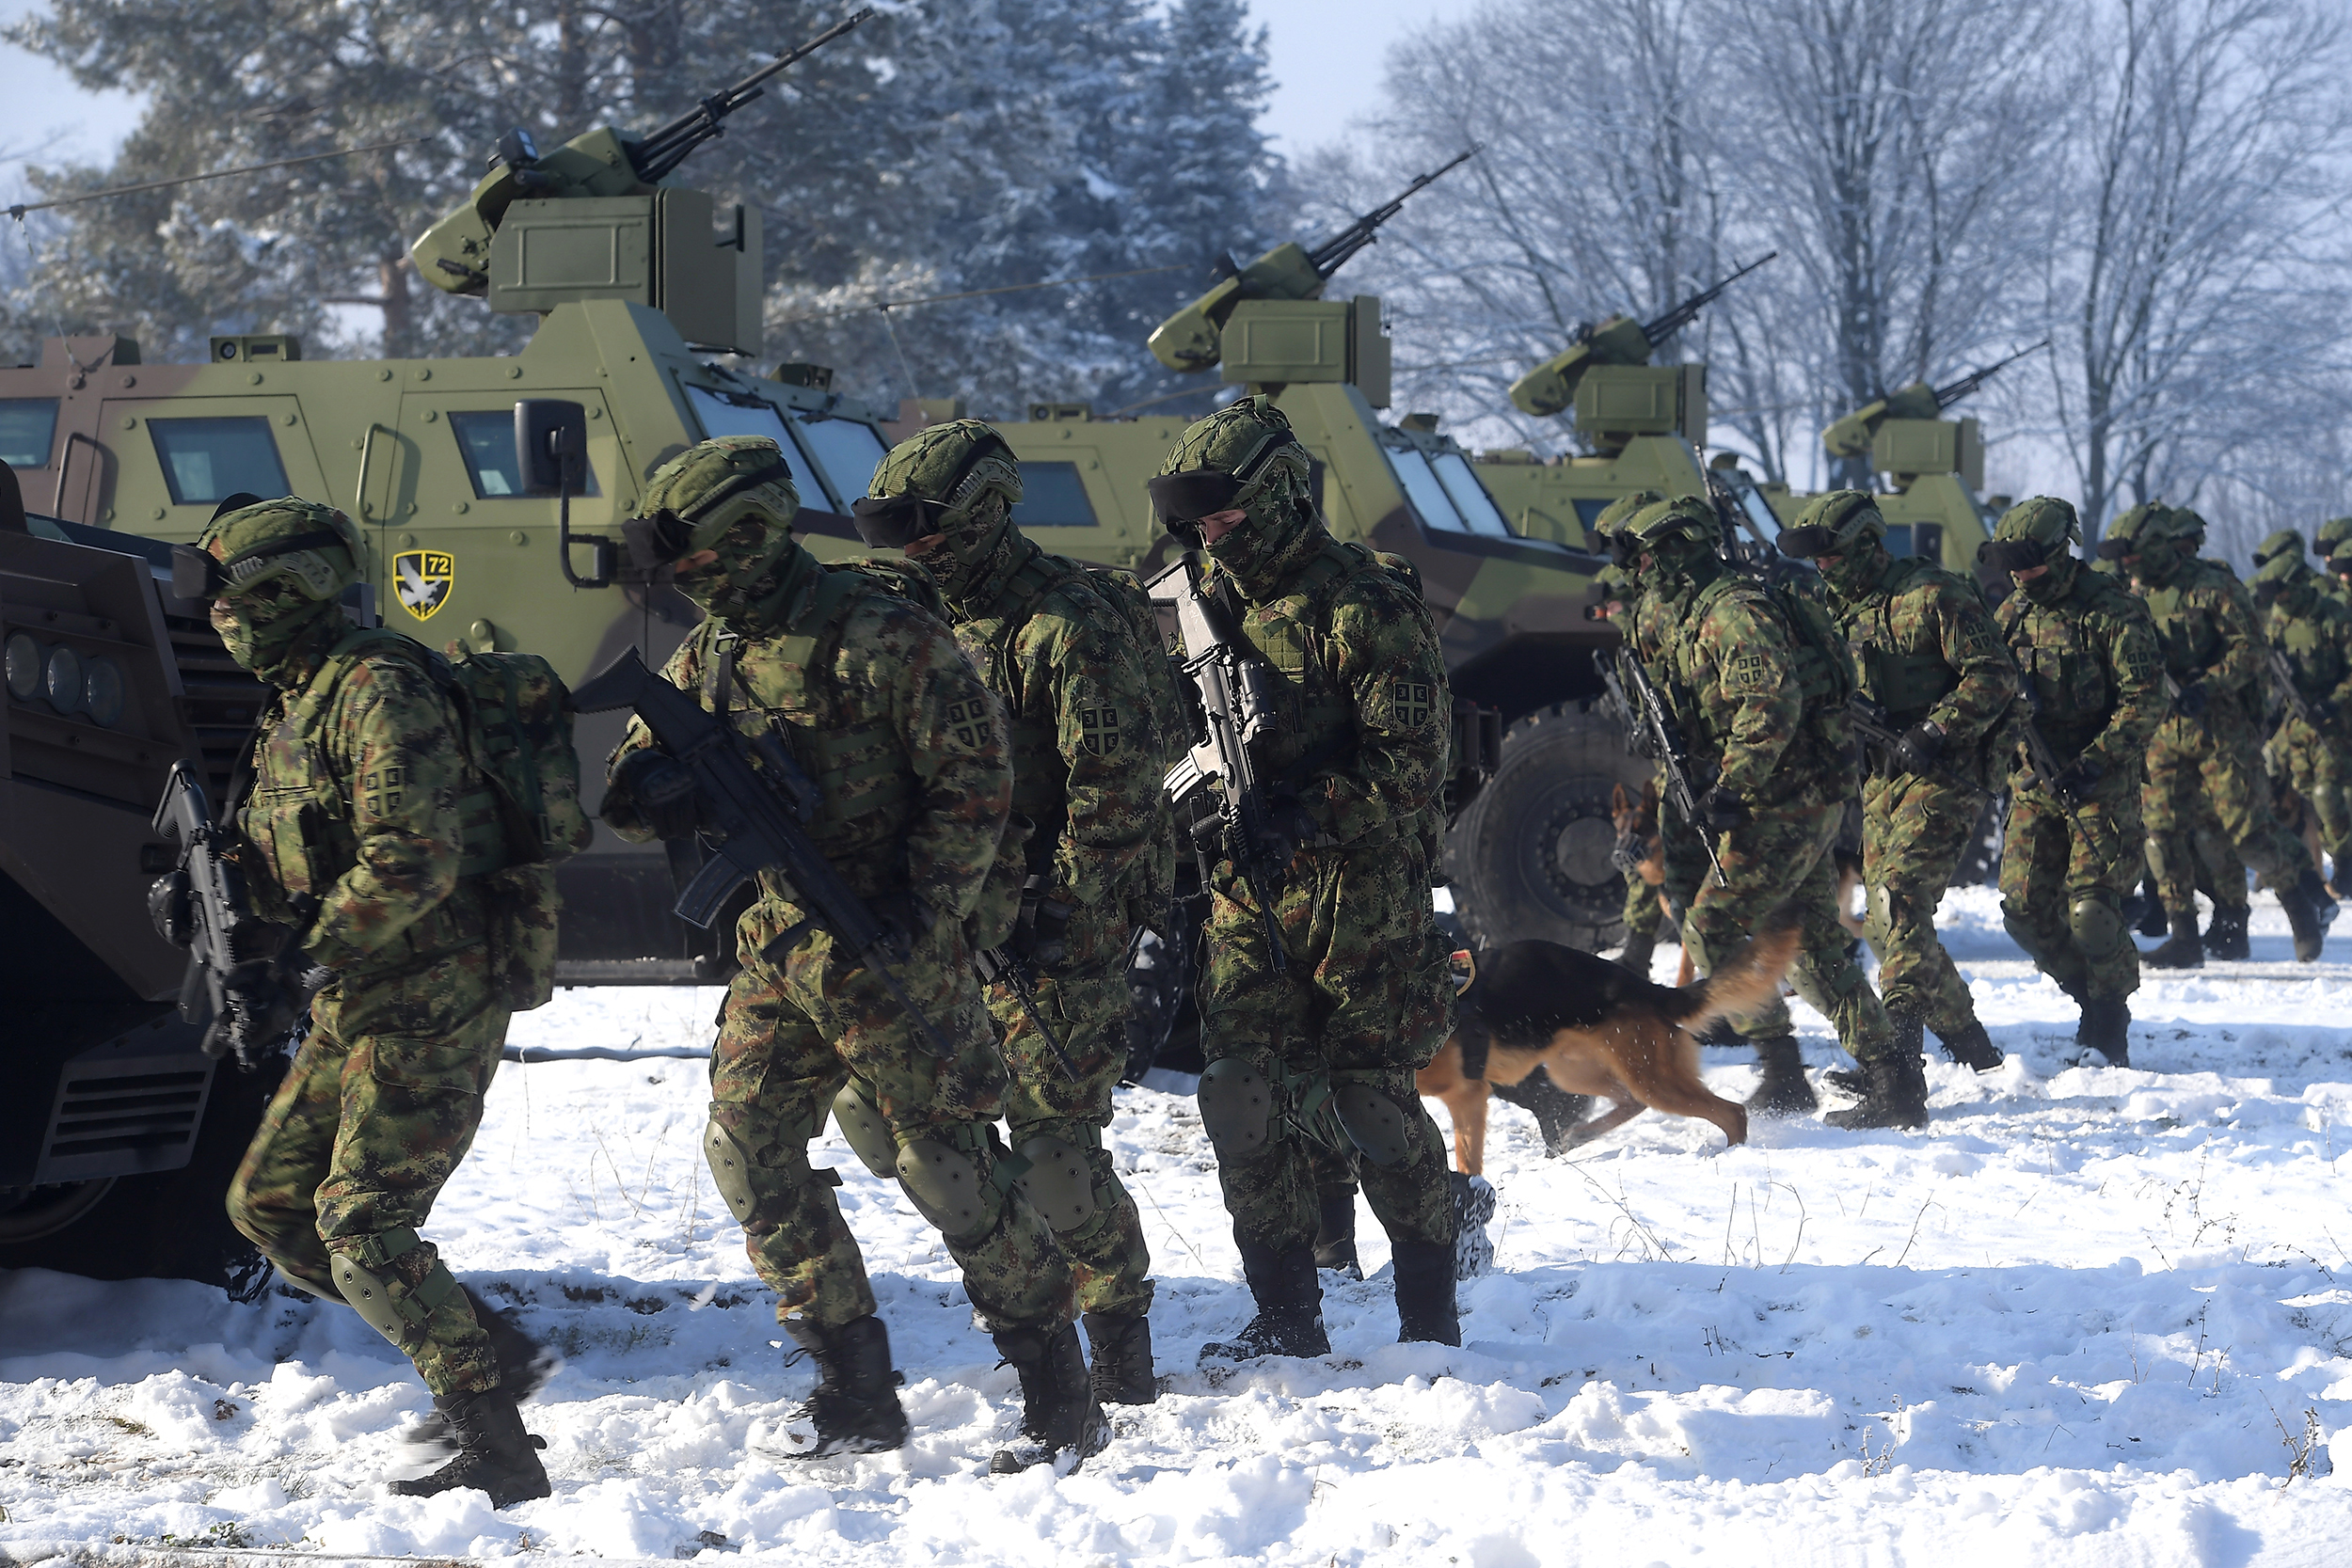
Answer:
[
  {"left": 41, "top": 644, "right": 84, "bottom": 714},
  {"left": 82, "top": 656, "right": 125, "bottom": 727},
  {"left": 4, "top": 632, "right": 41, "bottom": 702}
]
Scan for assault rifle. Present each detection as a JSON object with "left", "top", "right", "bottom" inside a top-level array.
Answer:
[
  {"left": 624, "top": 9, "right": 874, "bottom": 182},
  {"left": 1600, "top": 649, "right": 1660, "bottom": 761},
  {"left": 2013, "top": 693, "right": 2122, "bottom": 858},
  {"left": 1148, "top": 553, "right": 1293, "bottom": 971},
  {"left": 1612, "top": 649, "right": 1727, "bottom": 888},
  {"left": 1303, "top": 147, "right": 1478, "bottom": 280},
  {"left": 1847, "top": 695, "right": 1984, "bottom": 796},
  {"left": 151, "top": 761, "right": 321, "bottom": 1068},
  {"left": 2263, "top": 643, "right": 2324, "bottom": 731},
  {"left": 573, "top": 645, "right": 953, "bottom": 1057},
  {"left": 973, "top": 943, "right": 1079, "bottom": 1082}
]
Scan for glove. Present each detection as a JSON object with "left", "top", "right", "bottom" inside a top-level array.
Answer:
[
  {"left": 1701, "top": 787, "right": 1751, "bottom": 833},
  {"left": 2173, "top": 679, "right": 2209, "bottom": 719},
  {"left": 1892, "top": 721, "right": 1946, "bottom": 777},
  {"left": 2051, "top": 757, "right": 2105, "bottom": 798},
  {"left": 147, "top": 870, "right": 194, "bottom": 948},
  {"left": 1011, "top": 874, "right": 1075, "bottom": 968},
  {"left": 212, "top": 960, "right": 304, "bottom": 1070},
  {"left": 608, "top": 747, "right": 702, "bottom": 842},
  {"left": 872, "top": 891, "right": 935, "bottom": 956},
  {"left": 1252, "top": 797, "right": 1323, "bottom": 871}
]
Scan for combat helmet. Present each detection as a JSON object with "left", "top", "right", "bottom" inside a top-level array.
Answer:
[
  {"left": 1590, "top": 488, "right": 1664, "bottom": 568},
  {"left": 2097, "top": 500, "right": 2199, "bottom": 580},
  {"left": 1622, "top": 495, "right": 1722, "bottom": 581},
  {"left": 2253, "top": 529, "right": 2306, "bottom": 573},
  {"left": 626, "top": 436, "right": 801, "bottom": 623},
  {"left": 2317, "top": 516, "right": 2352, "bottom": 559},
  {"left": 853, "top": 419, "right": 1024, "bottom": 595},
  {"left": 1149, "top": 395, "right": 1312, "bottom": 548},
  {"left": 1980, "top": 496, "right": 2081, "bottom": 585},
  {"left": 1778, "top": 489, "right": 1889, "bottom": 597},
  {"left": 178, "top": 495, "right": 369, "bottom": 677}
]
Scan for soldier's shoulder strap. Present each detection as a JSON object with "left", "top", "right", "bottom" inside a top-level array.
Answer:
[
  {"left": 286, "top": 624, "right": 442, "bottom": 741},
  {"left": 1298, "top": 536, "right": 1421, "bottom": 617},
  {"left": 703, "top": 564, "right": 878, "bottom": 715}
]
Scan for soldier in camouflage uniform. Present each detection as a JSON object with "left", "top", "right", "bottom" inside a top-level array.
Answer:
[
  {"left": 1985, "top": 499, "right": 2165, "bottom": 1063},
  {"left": 200, "top": 499, "right": 551, "bottom": 1507},
  {"left": 2101, "top": 503, "right": 2336, "bottom": 963},
  {"left": 1619, "top": 499, "right": 1909, "bottom": 1127},
  {"left": 602, "top": 436, "right": 1103, "bottom": 1470},
  {"left": 1149, "top": 396, "right": 1459, "bottom": 1359},
  {"left": 851, "top": 419, "right": 1173, "bottom": 1407},
  {"left": 1780, "top": 491, "right": 2014, "bottom": 1077},
  {"left": 1591, "top": 490, "right": 1670, "bottom": 977},
  {"left": 2320, "top": 518, "right": 2352, "bottom": 609},
  {"left": 2254, "top": 538, "right": 2352, "bottom": 893}
]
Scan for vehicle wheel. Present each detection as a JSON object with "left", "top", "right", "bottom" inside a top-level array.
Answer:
[
  {"left": 1444, "top": 701, "right": 1650, "bottom": 954},
  {"left": 0, "top": 1049, "right": 282, "bottom": 1295}
]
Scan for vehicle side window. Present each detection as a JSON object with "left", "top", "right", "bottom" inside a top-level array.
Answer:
[
  {"left": 449, "top": 410, "right": 599, "bottom": 499},
  {"left": 1011, "top": 462, "right": 1098, "bottom": 528},
  {"left": 148, "top": 417, "right": 289, "bottom": 505},
  {"left": 0, "top": 399, "right": 58, "bottom": 468}
]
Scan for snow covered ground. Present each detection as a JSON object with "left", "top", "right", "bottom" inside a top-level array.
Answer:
[{"left": 7, "top": 886, "right": 2352, "bottom": 1566}]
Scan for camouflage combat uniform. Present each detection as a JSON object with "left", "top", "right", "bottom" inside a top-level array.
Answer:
[
  {"left": 2260, "top": 556, "right": 2352, "bottom": 879},
  {"left": 861, "top": 420, "right": 1176, "bottom": 1351},
  {"left": 1989, "top": 499, "right": 2163, "bottom": 1052},
  {"left": 1152, "top": 396, "right": 1458, "bottom": 1355},
  {"left": 1591, "top": 489, "right": 1669, "bottom": 974},
  {"left": 1629, "top": 499, "right": 1897, "bottom": 1101},
  {"left": 1798, "top": 493, "right": 2019, "bottom": 1063}
]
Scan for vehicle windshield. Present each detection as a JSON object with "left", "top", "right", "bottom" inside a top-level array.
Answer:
[
  {"left": 1385, "top": 446, "right": 1469, "bottom": 532},
  {"left": 685, "top": 386, "right": 831, "bottom": 509},
  {"left": 1430, "top": 451, "right": 1515, "bottom": 538},
  {"left": 792, "top": 414, "right": 889, "bottom": 507}
]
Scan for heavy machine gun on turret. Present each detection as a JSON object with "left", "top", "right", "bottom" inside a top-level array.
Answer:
[
  {"left": 407, "top": 8, "right": 874, "bottom": 353},
  {"left": 1821, "top": 340, "right": 2050, "bottom": 481},
  {"left": 1507, "top": 253, "right": 1776, "bottom": 425},
  {"left": 1145, "top": 148, "right": 1478, "bottom": 379}
]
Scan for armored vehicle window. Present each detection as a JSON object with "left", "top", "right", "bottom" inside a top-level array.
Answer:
[
  {"left": 1430, "top": 451, "right": 1514, "bottom": 538},
  {"left": 1385, "top": 445, "right": 1470, "bottom": 533},
  {"left": 0, "top": 399, "right": 58, "bottom": 468},
  {"left": 686, "top": 386, "right": 831, "bottom": 509},
  {"left": 1882, "top": 522, "right": 1943, "bottom": 561},
  {"left": 149, "top": 417, "right": 289, "bottom": 505},
  {"left": 1010, "top": 463, "right": 1097, "bottom": 529},
  {"left": 794, "top": 414, "right": 888, "bottom": 504},
  {"left": 449, "top": 410, "right": 599, "bottom": 499}
]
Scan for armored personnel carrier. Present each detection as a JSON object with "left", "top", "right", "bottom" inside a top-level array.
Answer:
[{"left": 0, "top": 460, "right": 279, "bottom": 1279}]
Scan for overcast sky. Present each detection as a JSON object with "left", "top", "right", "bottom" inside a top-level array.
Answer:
[{"left": 0, "top": 0, "right": 1435, "bottom": 184}]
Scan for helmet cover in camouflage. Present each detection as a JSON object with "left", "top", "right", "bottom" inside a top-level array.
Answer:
[
  {"left": 1591, "top": 487, "right": 1666, "bottom": 542},
  {"left": 1150, "top": 394, "right": 1312, "bottom": 546},
  {"left": 2254, "top": 545, "right": 2310, "bottom": 587},
  {"left": 2253, "top": 528, "right": 2306, "bottom": 571},
  {"left": 2098, "top": 499, "right": 2197, "bottom": 578},
  {"left": 857, "top": 419, "right": 1023, "bottom": 594},
  {"left": 2318, "top": 516, "right": 2352, "bottom": 555},
  {"left": 198, "top": 497, "right": 365, "bottom": 603},
  {"left": 1781, "top": 489, "right": 1886, "bottom": 557},
  {"left": 1980, "top": 495, "right": 2081, "bottom": 583},
  {"left": 633, "top": 436, "right": 802, "bottom": 622},
  {"left": 2328, "top": 536, "right": 2352, "bottom": 576},
  {"left": 1625, "top": 495, "right": 1718, "bottom": 558}
]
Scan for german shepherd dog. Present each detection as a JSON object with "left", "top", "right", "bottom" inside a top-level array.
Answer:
[{"left": 1417, "top": 913, "right": 1804, "bottom": 1174}]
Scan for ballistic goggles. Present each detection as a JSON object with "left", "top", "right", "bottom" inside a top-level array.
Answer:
[
  {"left": 2094, "top": 536, "right": 2136, "bottom": 561},
  {"left": 170, "top": 491, "right": 346, "bottom": 600},
  {"left": 1144, "top": 468, "right": 1244, "bottom": 529},
  {"left": 621, "top": 459, "right": 796, "bottom": 570},
  {"left": 1978, "top": 538, "right": 2053, "bottom": 575},
  {"left": 849, "top": 494, "right": 954, "bottom": 549},
  {"left": 1774, "top": 524, "right": 1840, "bottom": 560}
]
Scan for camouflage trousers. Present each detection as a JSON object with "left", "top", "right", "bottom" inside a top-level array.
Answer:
[
  {"left": 1861, "top": 769, "right": 1988, "bottom": 1035},
  {"left": 990, "top": 912, "right": 1152, "bottom": 1320},
  {"left": 709, "top": 895, "right": 1073, "bottom": 1335},
  {"left": 1200, "top": 842, "right": 1454, "bottom": 1255},
  {"left": 2142, "top": 706, "right": 2305, "bottom": 913},
  {"left": 226, "top": 950, "right": 511, "bottom": 1398},
  {"left": 1684, "top": 801, "right": 1897, "bottom": 1063},
  {"left": 1622, "top": 867, "right": 1668, "bottom": 942},
  {"left": 2268, "top": 715, "right": 2352, "bottom": 874},
  {"left": 2000, "top": 764, "right": 2145, "bottom": 1003}
]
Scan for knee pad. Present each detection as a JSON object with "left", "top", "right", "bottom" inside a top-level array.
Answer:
[
  {"left": 831, "top": 1081, "right": 899, "bottom": 1180},
  {"left": 896, "top": 1134, "right": 993, "bottom": 1242},
  {"left": 2069, "top": 895, "right": 2125, "bottom": 961},
  {"left": 1862, "top": 882, "right": 1898, "bottom": 953},
  {"left": 1331, "top": 1080, "right": 1414, "bottom": 1167},
  {"left": 1010, "top": 1134, "right": 1098, "bottom": 1232},
  {"left": 1197, "top": 1057, "right": 1273, "bottom": 1159},
  {"left": 329, "top": 1227, "right": 456, "bottom": 1349},
  {"left": 703, "top": 1118, "right": 760, "bottom": 1226}
]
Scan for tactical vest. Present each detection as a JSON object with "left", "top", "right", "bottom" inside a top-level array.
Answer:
[
  {"left": 1849, "top": 558, "right": 1963, "bottom": 723},
  {"left": 2138, "top": 563, "right": 2237, "bottom": 688},
  {"left": 2275, "top": 607, "right": 2347, "bottom": 705},
  {"left": 1220, "top": 536, "right": 1436, "bottom": 849},
  {"left": 2000, "top": 573, "right": 2125, "bottom": 750},
  {"left": 1686, "top": 572, "right": 1855, "bottom": 753},
  {"left": 694, "top": 565, "right": 920, "bottom": 865}
]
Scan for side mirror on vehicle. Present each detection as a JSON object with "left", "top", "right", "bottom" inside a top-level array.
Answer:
[{"left": 514, "top": 400, "right": 608, "bottom": 589}]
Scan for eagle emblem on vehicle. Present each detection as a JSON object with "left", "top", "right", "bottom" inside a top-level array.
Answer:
[{"left": 394, "top": 549, "right": 454, "bottom": 622}]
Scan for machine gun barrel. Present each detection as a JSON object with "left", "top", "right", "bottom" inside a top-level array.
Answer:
[
  {"left": 572, "top": 644, "right": 955, "bottom": 1058},
  {"left": 627, "top": 8, "right": 875, "bottom": 182},
  {"left": 1931, "top": 339, "right": 2051, "bottom": 410},
  {"left": 1305, "top": 146, "right": 1478, "bottom": 279},
  {"left": 1640, "top": 252, "right": 1777, "bottom": 348}
]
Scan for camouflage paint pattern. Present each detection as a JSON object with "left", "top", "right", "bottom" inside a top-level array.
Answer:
[
  {"left": 2265, "top": 574, "right": 2352, "bottom": 868},
  {"left": 1859, "top": 773, "right": 1987, "bottom": 1031},
  {"left": 1650, "top": 566, "right": 1851, "bottom": 809}
]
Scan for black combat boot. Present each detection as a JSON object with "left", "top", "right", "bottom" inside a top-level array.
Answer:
[
  {"left": 1824, "top": 1048, "right": 1930, "bottom": 1131},
  {"left": 1200, "top": 1242, "right": 1328, "bottom": 1362},
  {"left": 988, "top": 1322, "right": 1111, "bottom": 1473},
  {"left": 1490, "top": 1069, "right": 1592, "bottom": 1155},
  {"left": 2130, "top": 877, "right": 2169, "bottom": 938},
  {"left": 402, "top": 1288, "right": 559, "bottom": 1452},
  {"left": 1936, "top": 1020, "right": 2004, "bottom": 1073},
  {"left": 1083, "top": 1311, "right": 1157, "bottom": 1406},
  {"left": 1616, "top": 929, "right": 1656, "bottom": 978},
  {"left": 2279, "top": 869, "right": 2338, "bottom": 962},
  {"left": 2203, "top": 903, "right": 2251, "bottom": 961},
  {"left": 1827, "top": 1012, "right": 1921, "bottom": 1094},
  {"left": 389, "top": 1386, "right": 550, "bottom": 1508},
  {"left": 2143, "top": 909, "right": 2203, "bottom": 969},
  {"left": 1311, "top": 1187, "right": 1361, "bottom": 1277},
  {"left": 1744, "top": 1036, "right": 1817, "bottom": 1115},
  {"left": 778, "top": 1314, "right": 910, "bottom": 1458},
  {"left": 2076, "top": 995, "right": 2132, "bottom": 1068},
  {"left": 1392, "top": 1241, "right": 1462, "bottom": 1345}
]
